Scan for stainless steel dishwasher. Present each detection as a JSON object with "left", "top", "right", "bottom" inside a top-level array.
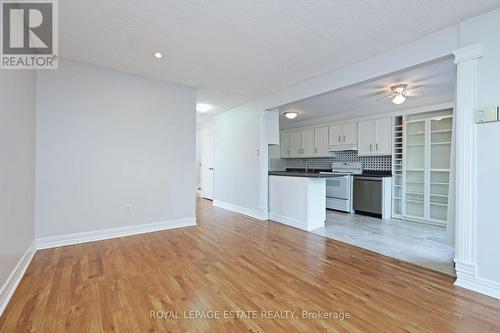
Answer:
[{"left": 353, "top": 176, "right": 383, "bottom": 217}]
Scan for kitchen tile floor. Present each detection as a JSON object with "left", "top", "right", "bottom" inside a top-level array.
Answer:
[{"left": 312, "top": 210, "right": 455, "bottom": 276}]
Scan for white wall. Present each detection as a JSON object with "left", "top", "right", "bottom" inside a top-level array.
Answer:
[
  {"left": 214, "top": 107, "right": 263, "bottom": 216},
  {"left": 460, "top": 8, "right": 500, "bottom": 283},
  {"left": 0, "top": 71, "right": 36, "bottom": 291},
  {"left": 36, "top": 60, "right": 196, "bottom": 238}
]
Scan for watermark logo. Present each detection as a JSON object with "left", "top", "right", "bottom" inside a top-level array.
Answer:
[{"left": 1, "top": 0, "right": 58, "bottom": 69}]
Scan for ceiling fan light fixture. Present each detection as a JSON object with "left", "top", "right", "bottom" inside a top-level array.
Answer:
[
  {"left": 392, "top": 94, "right": 406, "bottom": 105},
  {"left": 284, "top": 112, "right": 298, "bottom": 119},
  {"left": 391, "top": 84, "right": 408, "bottom": 94}
]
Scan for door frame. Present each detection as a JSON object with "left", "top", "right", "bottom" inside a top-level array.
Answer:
[{"left": 200, "top": 133, "right": 215, "bottom": 200}]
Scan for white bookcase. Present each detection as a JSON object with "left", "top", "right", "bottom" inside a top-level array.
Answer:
[
  {"left": 402, "top": 115, "right": 452, "bottom": 226},
  {"left": 392, "top": 116, "right": 403, "bottom": 218}
]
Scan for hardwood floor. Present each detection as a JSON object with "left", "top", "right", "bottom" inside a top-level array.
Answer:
[{"left": 1, "top": 198, "right": 500, "bottom": 332}]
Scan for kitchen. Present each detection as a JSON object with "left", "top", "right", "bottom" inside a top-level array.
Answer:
[{"left": 267, "top": 59, "right": 456, "bottom": 275}]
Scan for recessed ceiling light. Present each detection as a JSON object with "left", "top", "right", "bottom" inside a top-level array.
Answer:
[
  {"left": 153, "top": 52, "right": 163, "bottom": 59},
  {"left": 196, "top": 103, "right": 213, "bottom": 113},
  {"left": 284, "top": 112, "right": 299, "bottom": 119}
]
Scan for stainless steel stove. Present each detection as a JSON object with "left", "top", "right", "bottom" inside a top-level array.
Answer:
[{"left": 320, "top": 162, "right": 363, "bottom": 212}]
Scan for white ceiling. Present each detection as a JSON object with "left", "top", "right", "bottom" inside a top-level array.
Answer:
[
  {"left": 279, "top": 58, "right": 456, "bottom": 128},
  {"left": 59, "top": 1, "right": 500, "bottom": 116}
]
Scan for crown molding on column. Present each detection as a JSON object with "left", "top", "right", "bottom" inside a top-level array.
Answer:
[{"left": 453, "top": 44, "right": 483, "bottom": 64}]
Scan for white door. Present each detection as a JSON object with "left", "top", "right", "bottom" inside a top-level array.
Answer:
[
  {"left": 302, "top": 128, "right": 315, "bottom": 157},
  {"left": 329, "top": 124, "right": 343, "bottom": 146},
  {"left": 290, "top": 131, "right": 302, "bottom": 157},
  {"left": 358, "top": 120, "right": 374, "bottom": 156},
  {"left": 280, "top": 132, "right": 291, "bottom": 158},
  {"left": 374, "top": 117, "right": 392, "bottom": 155},
  {"left": 342, "top": 122, "right": 358, "bottom": 145},
  {"left": 315, "top": 126, "right": 329, "bottom": 156},
  {"left": 201, "top": 134, "right": 214, "bottom": 200}
]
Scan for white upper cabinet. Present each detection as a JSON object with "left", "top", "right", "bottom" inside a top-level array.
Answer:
[
  {"left": 358, "top": 120, "right": 375, "bottom": 155},
  {"left": 280, "top": 126, "right": 331, "bottom": 158},
  {"left": 315, "top": 126, "right": 329, "bottom": 156},
  {"left": 302, "top": 128, "right": 316, "bottom": 157},
  {"left": 374, "top": 117, "right": 392, "bottom": 155},
  {"left": 329, "top": 124, "right": 343, "bottom": 146},
  {"left": 358, "top": 117, "right": 392, "bottom": 156},
  {"left": 279, "top": 117, "right": 391, "bottom": 158},
  {"left": 342, "top": 122, "right": 358, "bottom": 145},
  {"left": 290, "top": 131, "right": 302, "bottom": 157},
  {"left": 329, "top": 122, "right": 358, "bottom": 146},
  {"left": 280, "top": 132, "right": 291, "bottom": 157}
]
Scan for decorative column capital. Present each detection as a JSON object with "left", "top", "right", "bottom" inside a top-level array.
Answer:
[{"left": 453, "top": 44, "right": 483, "bottom": 64}]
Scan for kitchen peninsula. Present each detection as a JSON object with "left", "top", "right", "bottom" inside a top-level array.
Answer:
[{"left": 268, "top": 171, "right": 335, "bottom": 231}]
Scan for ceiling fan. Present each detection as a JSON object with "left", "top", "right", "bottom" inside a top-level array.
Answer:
[{"left": 377, "top": 84, "right": 421, "bottom": 105}]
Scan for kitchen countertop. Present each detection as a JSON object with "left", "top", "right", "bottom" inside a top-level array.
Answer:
[
  {"left": 354, "top": 173, "right": 392, "bottom": 178},
  {"left": 269, "top": 169, "right": 392, "bottom": 178},
  {"left": 268, "top": 171, "right": 341, "bottom": 178}
]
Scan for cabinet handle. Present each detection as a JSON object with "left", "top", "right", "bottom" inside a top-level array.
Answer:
[
  {"left": 315, "top": 147, "right": 318, "bottom": 154},
  {"left": 343, "top": 135, "right": 346, "bottom": 142},
  {"left": 370, "top": 144, "right": 372, "bottom": 151},
  {"left": 376, "top": 143, "right": 379, "bottom": 151},
  {"left": 287, "top": 149, "right": 290, "bottom": 155},
  {"left": 338, "top": 136, "right": 341, "bottom": 142}
]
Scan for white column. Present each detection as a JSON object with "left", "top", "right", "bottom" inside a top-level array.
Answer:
[
  {"left": 452, "top": 44, "right": 482, "bottom": 284},
  {"left": 258, "top": 109, "right": 279, "bottom": 220}
]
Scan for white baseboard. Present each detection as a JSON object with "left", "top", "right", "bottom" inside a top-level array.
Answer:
[
  {"left": 36, "top": 217, "right": 197, "bottom": 250},
  {"left": 0, "top": 218, "right": 196, "bottom": 316},
  {"left": 0, "top": 240, "right": 36, "bottom": 316},
  {"left": 269, "top": 213, "right": 308, "bottom": 231},
  {"left": 455, "top": 269, "right": 500, "bottom": 300},
  {"left": 213, "top": 200, "right": 268, "bottom": 221}
]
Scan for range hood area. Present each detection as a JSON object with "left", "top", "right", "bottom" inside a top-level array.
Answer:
[{"left": 328, "top": 144, "right": 358, "bottom": 152}]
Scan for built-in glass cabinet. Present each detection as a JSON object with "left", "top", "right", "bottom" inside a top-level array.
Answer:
[{"left": 397, "top": 114, "right": 452, "bottom": 226}]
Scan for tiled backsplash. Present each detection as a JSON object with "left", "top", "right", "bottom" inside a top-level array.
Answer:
[{"left": 270, "top": 151, "right": 392, "bottom": 172}]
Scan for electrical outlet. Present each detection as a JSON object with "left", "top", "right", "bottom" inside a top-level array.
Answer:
[{"left": 125, "top": 205, "right": 133, "bottom": 213}]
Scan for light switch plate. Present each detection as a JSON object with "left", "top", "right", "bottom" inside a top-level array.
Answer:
[{"left": 476, "top": 106, "right": 499, "bottom": 123}]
